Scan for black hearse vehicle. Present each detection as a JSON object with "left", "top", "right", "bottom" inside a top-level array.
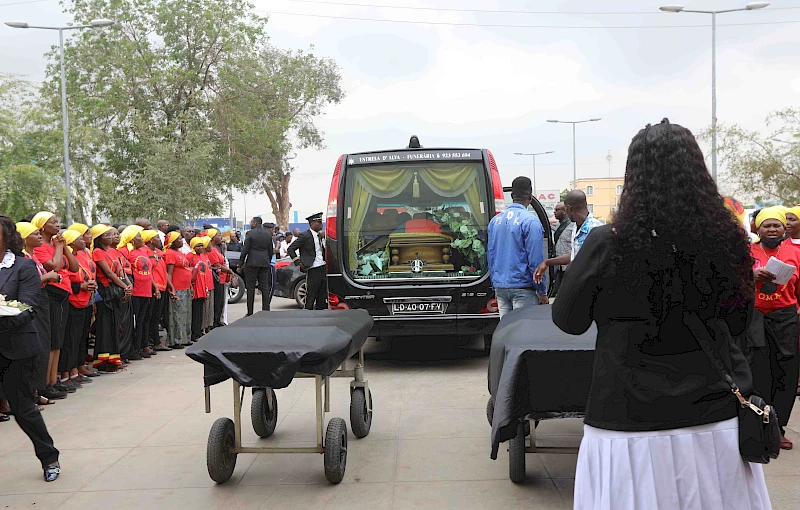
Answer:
[{"left": 324, "top": 138, "right": 552, "bottom": 343}]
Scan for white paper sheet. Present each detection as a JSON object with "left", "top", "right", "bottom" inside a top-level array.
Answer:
[{"left": 765, "top": 256, "right": 796, "bottom": 285}]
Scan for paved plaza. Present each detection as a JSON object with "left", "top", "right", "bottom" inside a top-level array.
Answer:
[{"left": 0, "top": 298, "right": 799, "bottom": 509}]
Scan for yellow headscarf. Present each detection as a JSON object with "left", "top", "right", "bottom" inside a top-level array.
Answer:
[
  {"left": 15, "top": 222, "right": 38, "bottom": 240},
  {"left": 31, "top": 211, "right": 55, "bottom": 230},
  {"left": 140, "top": 230, "right": 159, "bottom": 243},
  {"left": 90, "top": 224, "right": 112, "bottom": 241},
  {"left": 206, "top": 228, "right": 219, "bottom": 240},
  {"left": 199, "top": 235, "right": 212, "bottom": 248},
  {"left": 189, "top": 237, "right": 205, "bottom": 250},
  {"left": 723, "top": 197, "right": 746, "bottom": 224},
  {"left": 786, "top": 206, "right": 800, "bottom": 221},
  {"left": 117, "top": 225, "right": 144, "bottom": 250},
  {"left": 62, "top": 229, "right": 81, "bottom": 246},
  {"left": 755, "top": 207, "right": 787, "bottom": 229},
  {"left": 165, "top": 231, "right": 182, "bottom": 249},
  {"left": 67, "top": 223, "right": 89, "bottom": 235}
]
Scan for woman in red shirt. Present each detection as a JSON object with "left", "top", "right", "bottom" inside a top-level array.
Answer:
[
  {"left": 188, "top": 237, "right": 209, "bottom": 342},
  {"left": 200, "top": 237, "right": 215, "bottom": 334},
  {"left": 91, "top": 225, "right": 130, "bottom": 372},
  {"left": 206, "top": 229, "right": 234, "bottom": 328},
  {"left": 31, "top": 212, "right": 79, "bottom": 394},
  {"left": 59, "top": 230, "right": 96, "bottom": 388},
  {"left": 17, "top": 222, "right": 62, "bottom": 404},
  {"left": 143, "top": 231, "right": 170, "bottom": 352},
  {"left": 164, "top": 231, "right": 192, "bottom": 348},
  {"left": 112, "top": 227, "right": 139, "bottom": 361},
  {"left": 127, "top": 231, "right": 158, "bottom": 359},
  {"left": 749, "top": 208, "right": 800, "bottom": 450}
]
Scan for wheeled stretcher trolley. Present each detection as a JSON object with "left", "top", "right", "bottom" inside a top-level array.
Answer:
[
  {"left": 186, "top": 310, "right": 374, "bottom": 484},
  {"left": 487, "top": 305, "right": 596, "bottom": 482}
]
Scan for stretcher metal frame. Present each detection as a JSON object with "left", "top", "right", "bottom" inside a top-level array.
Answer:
[{"left": 204, "top": 347, "right": 371, "bottom": 484}]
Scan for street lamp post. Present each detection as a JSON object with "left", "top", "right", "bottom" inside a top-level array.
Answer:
[
  {"left": 659, "top": 2, "right": 769, "bottom": 183},
  {"left": 546, "top": 118, "right": 601, "bottom": 190},
  {"left": 5, "top": 18, "right": 116, "bottom": 224},
  {"left": 514, "top": 151, "right": 554, "bottom": 197}
]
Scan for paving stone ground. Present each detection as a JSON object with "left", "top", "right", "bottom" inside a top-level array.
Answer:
[{"left": 0, "top": 297, "right": 797, "bottom": 509}]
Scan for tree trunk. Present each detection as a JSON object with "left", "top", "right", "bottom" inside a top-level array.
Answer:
[{"left": 262, "top": 168, "right": 292, "bottom": 231}]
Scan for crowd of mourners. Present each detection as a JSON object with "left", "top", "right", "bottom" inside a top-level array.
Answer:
[{"left": 0, "top": 213, "right": 240, "bottom": 480}]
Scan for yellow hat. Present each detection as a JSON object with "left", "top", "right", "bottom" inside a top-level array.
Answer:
[
  {"left": 90, "top": 224, "right": 112, "bottom": 241},
  {"left": 200, "top": 235, "right": 212, "bottom": 248},
  {"left": 117, "top": 225, "right": 144, "bottom": 249},
  {"left": 141, "top": 230, "right": 159, "bottom": 243},
  {"left": 62, "top": 229, "right": 81, "bottom": 246},
  {"left": 165, "top": 231, "right": 182, "bottom": 249},
  {"left": 15, "top": 222, "right": 38, "bottom": 240},
  {"left": 190, "top": 237, "right": 206, "bottom": 250},
  {"left": 755, "top": 207, "right": 786, "bottom": 228},
  {"left": 67, "top": 223, "right": 89, "bottom": 235},
  {"left": 206, "top": 228, "right": 218, "bottom": 240},
  {"left": 786, "top": 206, "right": 800, "bottom": 221},
  {"left": 31, "top": 211, "right": 55, "bottom": 230}
]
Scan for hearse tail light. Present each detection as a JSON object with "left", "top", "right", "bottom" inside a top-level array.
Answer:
[
  {"left": 481, "top": 295, "right": 499, "bottom": 314},
  {"left": 326, "top": 156, "right": 343, "bottom": 240},
  {"left": 486, "top": 150, "right": 505, "bottom": 213},
  {"left": 328, "top": 292, "right": 350, "bottom": 310}
]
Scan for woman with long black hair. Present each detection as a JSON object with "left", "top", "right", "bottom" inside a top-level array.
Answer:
[
  {"left": 553, "top": 119, "right": 770, "bottom": 509},
  {"left": 0, "top": 215, "right": 61, "bottom": 481}
]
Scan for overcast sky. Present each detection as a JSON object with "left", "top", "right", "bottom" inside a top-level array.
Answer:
[{"left": 2, "top": 0, "right": 799, "bottom": 223}]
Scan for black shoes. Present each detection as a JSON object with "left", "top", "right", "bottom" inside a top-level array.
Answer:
[
  {"left": 42, "top": 387, "right": 67, "bottom": 400},
  {"left": 43, "top": 463, "right": 60, "bottom": 482},
  {"left": 53, "top": 383, "right": 76, "bottom": 394}
]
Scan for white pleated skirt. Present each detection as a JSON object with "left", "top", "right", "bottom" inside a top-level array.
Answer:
[{"left": 574, "top": 417, "right": 772, "bottom": 510}]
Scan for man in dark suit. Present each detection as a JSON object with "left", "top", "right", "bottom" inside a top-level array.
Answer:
[
  {"left": 0, "top": 216, "right": 60, "bottom": 481},
  {"left": 288, "top": 213, "right": 327, "bottom": 310},
  {"left": 238, "top": 217, "right": 274, "bottom": 315}
]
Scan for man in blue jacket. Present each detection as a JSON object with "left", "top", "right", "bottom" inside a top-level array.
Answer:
[{"left": 487, "top": 176, "right": 548, "bottom": 317}]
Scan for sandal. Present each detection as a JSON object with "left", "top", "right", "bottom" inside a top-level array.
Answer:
[
  {"left": 0, "top": 414, "right": 9, "bottom": 422},
  {"left": 155, "top": 345, "right": 172, "bottom": 351},
  {"left": 37, "top": 396, "right": 56, "bottom": 406}
]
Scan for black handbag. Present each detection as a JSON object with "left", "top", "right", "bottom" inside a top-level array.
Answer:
[{"left": 684, "top": 311, "right": 781, "bottom": 464}]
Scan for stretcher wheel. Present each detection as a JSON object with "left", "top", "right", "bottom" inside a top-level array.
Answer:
[
  {"left": 251, "top": 387, "right": 278, "bottom": 438},
  {"left": 508, "top": 421, "right": 526, "bottom": 483},
  {"left": 207, "top": 417, "right": 238, "bottom": 484},
  {"left": 486, "top": 396, "right": 494, "bottom": 426},
  {"left": 324, "top": 417, "right": 348, "bottom": 484},
  {"left": 349, "top": 387, "right": 372, "bottom": 438}
]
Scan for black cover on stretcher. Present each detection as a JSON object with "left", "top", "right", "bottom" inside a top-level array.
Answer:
[
  {"left": 489, "top": 304, "right": 596, "bottom": 459},
  {"left": 185, "top": 310, "right": 373, "bottom": 389}
]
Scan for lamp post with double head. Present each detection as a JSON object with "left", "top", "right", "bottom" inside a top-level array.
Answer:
[
  {"left": 5, "top": 18, "right": 116, "bottom": 224},
  {"left": 546, "top": 118, "right": 602, "bottom": 190},
  {"left": 659, "top": 2, "right": 769, "bottom": 183},
  {"left": 514, "top": 151, "right": 554, "bottom": 197}
]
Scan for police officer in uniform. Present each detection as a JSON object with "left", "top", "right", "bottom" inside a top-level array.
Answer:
[{"left": 288, "top": 213, "right": 327, "bottom": 310}]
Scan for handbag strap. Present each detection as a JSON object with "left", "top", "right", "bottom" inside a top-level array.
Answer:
[{"left": 682, "top": 311, "right": 765, "bottom": 416}]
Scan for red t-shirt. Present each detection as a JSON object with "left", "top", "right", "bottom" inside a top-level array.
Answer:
[
  {"left": 164, "top": 248, "right": 192, "bottom": 291},
  {"left": 34, "top": 242, "right": 72, "bottom": 293},
  {"left": 150, "top": 249, "right": 167, "bottom": 292},
  {"left": 92, "top": 248, "right": 117, "bottom": 286},
  {"left": 69, "top": 249, "right": 97, "bottom": 308},
  {"left": 200, "top": 253, "right": 214, "bottom": 291},
  {"left": 25, "top": 252, "right": 47, "bottom": 287},
  {"left": 207, "top": 246, "right": 228, "bottom": 284},
  {"left": 117, "top": 247, "right": 133, "bottom": 276},
  {"left": 128, "top": 247, "right": 154, "bottom": 298},
  {"left": 751, "top": 242, "right": 800, "bottom": 313},
  {"left": 188, "top": 252, "right": 209, "bottom": 299}
]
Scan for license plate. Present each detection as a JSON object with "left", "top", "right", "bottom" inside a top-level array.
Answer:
[{"left": 391, "top": 302, "right": 446, "bottom": 314}]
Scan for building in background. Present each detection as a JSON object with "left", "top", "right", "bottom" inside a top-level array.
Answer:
[{"left": 573, "top": 177, "right": 625, "bottom": 221}]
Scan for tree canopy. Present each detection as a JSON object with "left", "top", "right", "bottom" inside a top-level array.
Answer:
[{"left": 709, "top": 108, "right": 800, "bottom": 206}]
